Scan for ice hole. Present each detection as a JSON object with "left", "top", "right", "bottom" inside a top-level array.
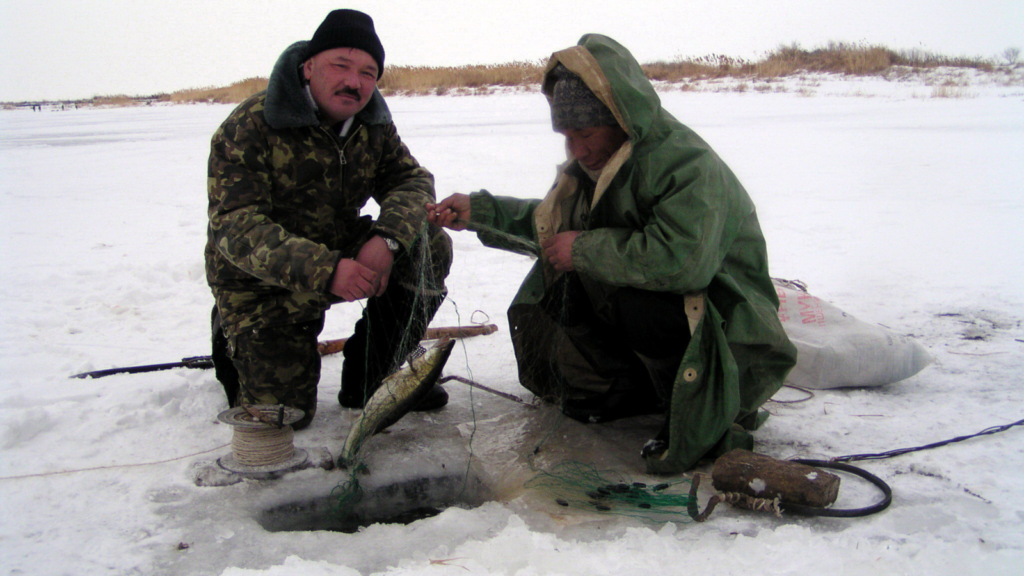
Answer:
[{"left": 258, "top": 471, "right": 490, "bottom": 533}]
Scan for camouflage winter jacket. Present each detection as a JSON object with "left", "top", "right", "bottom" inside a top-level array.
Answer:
[{"left": 205, "top": 41, "right": 435, "bottom": 337}]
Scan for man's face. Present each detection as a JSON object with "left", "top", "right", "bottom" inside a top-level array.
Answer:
[
  {"left": 559, "top": 125, "right": 629, "bottom": 172},
  {"left": 303, "top": 47, "right": 379, "bottom": 125}
]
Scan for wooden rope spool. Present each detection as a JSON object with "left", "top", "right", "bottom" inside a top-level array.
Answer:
[{"left": 216, "top": 405, "right": 309, "bottom": 477}]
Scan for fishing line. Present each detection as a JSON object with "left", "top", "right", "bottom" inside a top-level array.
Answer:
[
  {"left": 329, "top": 222, "right": 484, "bottom": 516},
  {"left": 330, "top": 226, "right": 430, "bottom": 515},
  {"left": 0, "top": 443, "right": 231, "bottom": 481},
  {"left": 441, "top": 296, "right": 483, "bottom": 506}
]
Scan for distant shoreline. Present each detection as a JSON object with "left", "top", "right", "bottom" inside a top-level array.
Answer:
[{"left": 4, "top": 42, "right": 1020, "bottom": 108}]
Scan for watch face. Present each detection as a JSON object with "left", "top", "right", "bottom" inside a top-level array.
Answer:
[{"left": 384, "top": 237, "right": 400, "bottom": 252}]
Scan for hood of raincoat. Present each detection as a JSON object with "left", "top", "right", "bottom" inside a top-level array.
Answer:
[
  {"left": 542, "top": 34, "right": 661, "bottom": 159},
  {"left": 531, "top": 35, "right": 768, "bottom": 297}
]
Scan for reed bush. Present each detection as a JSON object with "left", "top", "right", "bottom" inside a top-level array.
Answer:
[
  {"left": 90, "top": 95, "right": 139, "bottom": 107},
  {"left": 379, "top": 61, "right": 543, "bottom": 95},
  {"left": 169, "top": 77, "right": 269, "bottom": 104},
  {"left": 644, "top": 42, "right": 992, "bottom": 82},
  {"left": 8, "top": 42, "right": 1001, "bottom": 107},
  {"left": 894, "top": 48, "right": 992, "bottom": 70}
]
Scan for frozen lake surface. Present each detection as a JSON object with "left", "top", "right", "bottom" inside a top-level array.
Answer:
[{"left": 1, "top": 73, "right": 1023, "bottom": 575}]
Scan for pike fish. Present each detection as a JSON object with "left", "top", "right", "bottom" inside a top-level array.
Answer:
[{"left": 338, "top": 338, "right": 455, "bottom": 468}]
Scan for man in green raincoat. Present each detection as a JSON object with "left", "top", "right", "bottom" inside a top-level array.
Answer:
[{"left": 428, "top": 35, "right": 796, "bottom": 474}]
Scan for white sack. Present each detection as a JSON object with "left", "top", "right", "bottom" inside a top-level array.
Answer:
[{"left": 774, "top": 281, "right": 933, "bottom": 389}]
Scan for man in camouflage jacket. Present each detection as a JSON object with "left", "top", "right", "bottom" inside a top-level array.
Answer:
[{"left": 205, "top": 10, "right": 452, "bottom": 429}]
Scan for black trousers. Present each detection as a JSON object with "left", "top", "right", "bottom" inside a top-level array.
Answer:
[
  {"left": 544, "top": 273, "right": 691, "bottom": 360},
  {"left": 540, "top": 273, "right": 692, "bottom": 421}
]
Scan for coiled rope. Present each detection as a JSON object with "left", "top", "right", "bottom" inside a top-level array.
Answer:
[
  {"left": 230, "top": 426, "right": 295, "bottom": 467},
  {"left": 217, "top": 405, "right": 304, "bottom": 469}
]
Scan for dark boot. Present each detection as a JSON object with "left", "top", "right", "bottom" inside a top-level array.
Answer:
[
  {"left": 339, "top": 286, "right": 445, "bottom": 409},
  {"left": 211, "top": 306, "right": 240, "bottom": 408},
  {"left": 640, "top": 419, "right": 670, "bottom": 459}
]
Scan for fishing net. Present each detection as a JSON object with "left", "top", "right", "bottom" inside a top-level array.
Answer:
[
  {"left": 329, "top": 220, "right": 458, "bottom": 514},
  {"left": 330, "top": 217, "right": 688, "bottom": 521},
  {"left": 525, "top": 461, "right": 695, "bottom": 521}
]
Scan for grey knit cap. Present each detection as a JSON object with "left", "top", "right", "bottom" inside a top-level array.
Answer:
[{"left": 549, "top": 64, "right": 617, "bottom": 131}]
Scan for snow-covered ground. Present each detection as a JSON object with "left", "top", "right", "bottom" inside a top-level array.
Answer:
[{"left": 1, "top": 70, "right": 1023, "bottom": 575}]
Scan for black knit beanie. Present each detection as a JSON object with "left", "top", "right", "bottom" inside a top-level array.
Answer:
[
  {"left": 307, "top": 9, "right": 385, "bottom": 79},
  {"left": 549, "top": 64, "right": 617, "bottom": 131}
]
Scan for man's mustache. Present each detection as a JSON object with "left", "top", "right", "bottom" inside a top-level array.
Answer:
[{"left": 336, "top": 87, "right": 362, "bottom": 99}]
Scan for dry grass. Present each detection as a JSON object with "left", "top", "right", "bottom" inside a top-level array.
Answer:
[
  {"left": 381, "top": 43, "right": 993, "bottom": 95},
  {"left": 643, "top": 42, "right": 993, "bottom": 83},
  {"left": 379, "top": 61, "right": 543, "bottom": 96},
  {"left": 168, "top": 77, "right": 269, "bottom": 104},
  {"left": 89, "top": 95, "right": 141, "bottom": 107},
  {"left": 930, "top": 84, "right": 976, "bottom": 98},
  {"left": 893, "top": 48, "right": 994, "bottom": 70},
  {"left": 5, "top": 43, "right": 1006, "bottom": 107}
]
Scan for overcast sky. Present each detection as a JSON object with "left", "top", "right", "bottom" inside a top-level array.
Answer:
[{"left": 1, "top": 0, "right": 1021, "bottom": 101}]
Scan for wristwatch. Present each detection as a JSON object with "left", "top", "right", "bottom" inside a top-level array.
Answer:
[{"left": 380, "top": 235, "right": 400, "bottom": 253}]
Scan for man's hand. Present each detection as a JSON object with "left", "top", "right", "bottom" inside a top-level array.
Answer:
[
  {"left": 329, "top": 259, "right": 378, "bottom": 302},
  {"left": 542, "top": 231, "right": 581, "bottom": 272},
  {"left": 426, "top": 194, "right": 471, "bottom": 230},
  {"left": 355, "top": 235, "right": 395, "bottom": 297}
]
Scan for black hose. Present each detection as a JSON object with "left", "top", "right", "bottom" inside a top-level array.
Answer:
[{"left": 781, "top": 460, "right": 892, "bottom": 517}]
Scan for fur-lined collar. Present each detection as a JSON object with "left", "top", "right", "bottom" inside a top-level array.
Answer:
[{"left": 264, "top": 41, "right": 392, "bottom": 130}]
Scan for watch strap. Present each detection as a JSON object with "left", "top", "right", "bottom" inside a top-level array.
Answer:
[{"left": 380, "top": 235, "right": 401, "bottom": 253}]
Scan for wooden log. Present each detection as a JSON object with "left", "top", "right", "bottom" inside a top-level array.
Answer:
[
  {"left": 711, "top": 449, "right": 840, "bottom": 508},
  {"left": 315, "top": 324, "right": 498, "bottom": 356}
]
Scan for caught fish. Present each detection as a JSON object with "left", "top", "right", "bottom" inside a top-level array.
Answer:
[{"left": 338, "top": 338, "right": 455, "bottom": 468}]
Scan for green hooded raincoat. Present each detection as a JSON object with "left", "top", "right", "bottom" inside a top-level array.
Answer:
[{"left": 469, "top": 35, "right": 797, "bottom": 474}]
